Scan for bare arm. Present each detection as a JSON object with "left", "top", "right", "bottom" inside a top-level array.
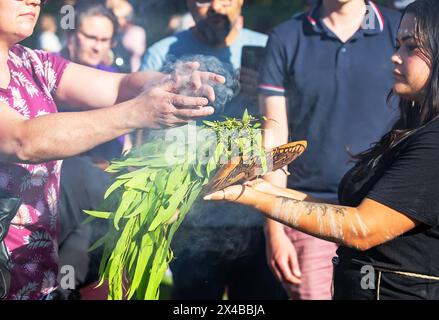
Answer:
[
  {"left": 0, "top": 100, "right": 133, "bottom": 163},
  {"left": 0, "top": 85, "right": 212, "bottom": 164},
  {"left": 55, "top": 62, "right": 166, "bottom": 110},
  {"left": 259, "top": 94, "right": 303, "bottom": 284},
  {"left": 260, "top": 95, "right": 290, "bottom": 232},
  {"left": 205, "top": 186, "right": 420, "bottom": 251},
  {"left": 55, "top": 61, "right": 221, "bottom": 111}
]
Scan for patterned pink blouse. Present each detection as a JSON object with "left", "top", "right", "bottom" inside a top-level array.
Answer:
[{"left": 0, "top": 44, "right": 69, "bottom": 300}]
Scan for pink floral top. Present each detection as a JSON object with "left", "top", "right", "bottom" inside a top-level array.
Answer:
[{"left": 0, "top": 45, "right": 69, "bottom": 300}]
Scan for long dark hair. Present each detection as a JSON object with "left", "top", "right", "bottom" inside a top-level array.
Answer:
[{"left": 350, "top": 0, "right": 439, "bottom": 181}]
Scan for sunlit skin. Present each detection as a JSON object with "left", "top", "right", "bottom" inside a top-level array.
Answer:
[
  {"left": 0, "top": 0, "right": 41, "bottom": 46},
  {"left": 392, "top": 14, "right": 431, "bottom": 102},
  {"left": 0, "top": 0, "right": 41, "bottom": 88},
  {"left": 321, "top": 0, "right": 369, "bottom": 43},
  {"left": 0, "top": 0, "right": 226, "bottom": 164},
  {"left": 68, "top": 15, "right": 115, "bottom": 67},
  {"left": 204, "top": 13, "right": 432, "bottom": 259},
  {"left": 252, "top": 0, "right": 388, "bottom": 287}
]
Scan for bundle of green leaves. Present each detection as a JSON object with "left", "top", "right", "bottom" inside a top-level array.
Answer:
[{"left": 85, "top": 111, "right": 267, "bottom": 300}]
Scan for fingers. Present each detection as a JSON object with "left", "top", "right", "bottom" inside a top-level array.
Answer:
[
  {"left": 204, "top": 190, "right": 226, "bottom": 201},
  {"left": 200, "top": 71, "right": 226, "bottom": 85},
  {"left": 170, "top": 94, "right": 209, "bottom": 109},
  {"left": 289, "top": 252, "right": 302, "bottom": 280},
  {"left": 244, "top": 179, "right": 268, "bottom": 193},
  {"left": 170, "top": 65, "right": 225, "bottom": 90},
  {"left": 184, "top": 61, "right": 200, "bottom": 71},
  {"left": 203, "top": 185, "right": 246, "bottom": 201},
  {"left": 163, "top": 76, "right": 217, "bottom": 103},
  {"left": 174, "top": 107, "right": 215, "bottom": 122},
  {"left": 179, "top": 83, "right": 216, "bottom": 103},
  {"left": 197, "top": 84, "right": 216, "bottom": 102},
  {"left": 275, "top": 259, "right": 298, "bottom": 284},
  {"left": 178, "top": 60, "right": 225, "bottom": 85},
  {"left": 275, "top": 259, "right": 301, "bottom": 285},
  {"left": 269, "top": 260, "right": 284, "bottom": 282},
  {"left": 244, "top": 178, "right": 266, "bottom": 187},
  {"left": 174, "top": 61, "right": 200, "bottom": 75}
]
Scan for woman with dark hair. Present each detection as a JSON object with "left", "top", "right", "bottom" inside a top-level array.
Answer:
[
  {"left": 205, "top": 0, "right": 439, "bottom": 299},
  {"left": 0, "top": 0, "right": 223, "bottom": 300}
]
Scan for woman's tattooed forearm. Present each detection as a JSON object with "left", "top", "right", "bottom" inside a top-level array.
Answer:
[
  {"left": 267, "top": 197, "right": 351, "bottom": 241},
  {"left": 298, "top": 199, "right": 346, "bottom": 217}
]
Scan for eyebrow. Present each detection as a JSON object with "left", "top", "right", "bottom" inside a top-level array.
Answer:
[
  {"left": 79, "top": 30, "right": 112, "bottom": 41},
  {"left": 395, "top": 35, "right": 415, "bottom": 42}
]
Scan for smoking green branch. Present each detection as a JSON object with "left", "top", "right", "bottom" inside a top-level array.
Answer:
[{"left": 85, "top": 110, "right": 267, "bottom": 300}]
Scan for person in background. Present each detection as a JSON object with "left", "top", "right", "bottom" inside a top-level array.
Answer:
[
  {"left": 54, "top": 2, "right": 143, "bottom": 299},
  {"left": 62, "top": 2, "right": 133, "bottom": 161},
  {"left": 37, "top": 14, "right": 62, "bottom": 53},
  {"left": 258, "top": 0, "right": 401, "bottom": 299},
  {"left": 141, "top": 0, "right": 285, "bottom": 300},
  {"left": 107, "top": 0, "right": 147, "bottom": 72}
]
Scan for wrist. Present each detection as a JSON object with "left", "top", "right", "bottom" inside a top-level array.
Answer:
[
  {"left": 264, "top": 219, "right": 286, "bottom": 237},
  {"left": 120, "top": 98, "right": 145, "bottom": 131}
]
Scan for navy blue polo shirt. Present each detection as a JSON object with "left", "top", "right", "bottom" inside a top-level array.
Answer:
[{"left": 258, "top": 1, "right": 401, "bottom": 202}]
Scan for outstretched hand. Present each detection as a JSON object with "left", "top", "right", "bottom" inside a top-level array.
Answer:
[
  {"left": 203, "top": 179, "right": 280, "bottom": 202},
  {"left": 166, "top": 61, "right": 226, "bottom": 103},
  {"left": 134, "top": 61, "right": 226, "bottom": 129}
]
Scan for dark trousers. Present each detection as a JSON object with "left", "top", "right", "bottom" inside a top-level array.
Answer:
[
  {"left": 170, "top": 226, "right": 287, "bottom": 300},
  {"left": 332, "top": 256, "right": 439, "bottom": 300}
]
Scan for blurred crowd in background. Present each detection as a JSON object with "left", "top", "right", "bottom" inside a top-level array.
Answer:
[{"left": 31, "top": 0, "right": 409, "bottom": 75}]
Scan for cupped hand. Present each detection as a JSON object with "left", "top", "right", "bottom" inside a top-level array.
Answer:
[
  {"left": 167, "top": 61, "right": 226, "bottom": 103},
  {"left": 134, "top": 84, "right": 214, "bottom": 129}
]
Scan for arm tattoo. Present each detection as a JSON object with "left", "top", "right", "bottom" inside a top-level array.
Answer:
[{"left": 269, "top": 197, "right": 350, "bottom": 242}]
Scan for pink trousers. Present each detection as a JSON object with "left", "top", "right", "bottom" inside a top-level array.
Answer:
[{"left": 283, "top": 227, "right": 338, "bottom": 300}]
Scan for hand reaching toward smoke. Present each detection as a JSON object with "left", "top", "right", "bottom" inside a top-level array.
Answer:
[
  {"left": 160, "top": 55, "right": 239, "bottom": 115},
  {"left": 133, "top": 61, "right": 226, "bottom": 129}
]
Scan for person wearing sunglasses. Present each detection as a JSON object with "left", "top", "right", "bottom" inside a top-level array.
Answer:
[{"left": 0, "top": 0, "right": 225, "bottom": 300}]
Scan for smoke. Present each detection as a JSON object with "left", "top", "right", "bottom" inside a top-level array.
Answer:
[
  {"left": 161, "top": 54, "right": 239, "bottom": 114},
  {"left": 143, "top": 55, "right": 261, "bottom": 276}
]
